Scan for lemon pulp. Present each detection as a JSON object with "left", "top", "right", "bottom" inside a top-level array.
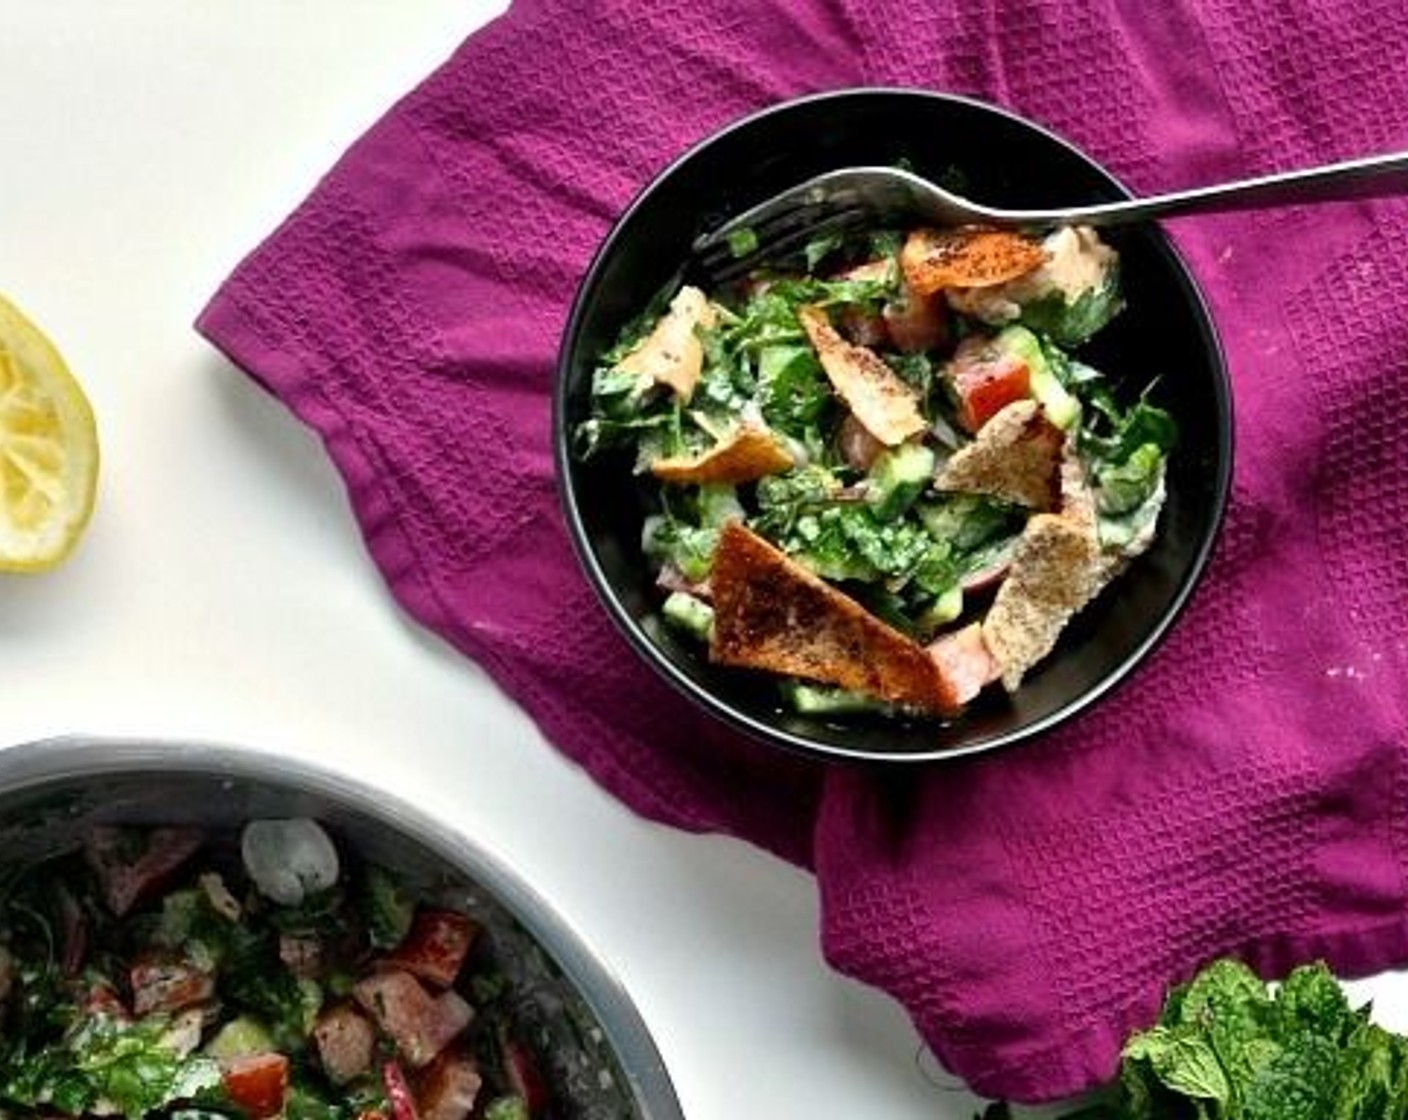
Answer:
[{"left": 0, "top": 293, "right": 98, "bottom": 571}]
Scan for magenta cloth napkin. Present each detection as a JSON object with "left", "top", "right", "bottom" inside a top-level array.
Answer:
[{"left": 197, "top": 0, "right": 1408, "bottom": 1102}]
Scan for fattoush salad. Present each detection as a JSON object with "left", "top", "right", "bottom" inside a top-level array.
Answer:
[
  {"left": 0, "top": 822, "right": 548, "bottom": 1120},
  {"left": 577, "top": 220, "right": 1176, "bottom": 719}
]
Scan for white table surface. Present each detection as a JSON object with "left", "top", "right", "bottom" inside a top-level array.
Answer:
[{"left": 2, "top": 5, "right": 1402, "bottom": 1119}]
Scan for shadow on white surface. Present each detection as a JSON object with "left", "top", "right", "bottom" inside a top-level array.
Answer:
[
  {"left": 202, "top": 347, "right": 500, "bottom": 668},
  {"left": 204, "top": 350, "right": 353, "bottom": 531}
]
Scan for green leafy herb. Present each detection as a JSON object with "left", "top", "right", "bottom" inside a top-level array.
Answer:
[
  {"left": 1018, "top": 267, "right": 1124, "bottom": 346},
  {"left": 483, "top": 1095, "right": 531, "bottom": 1120},
  {"left": 265, "top": 886, "right": 346, "bottom": 938},
  {"left": 761, "top": 500, "right": 943, "bottom": 589},
  {"left": 199, "top": 910, "right": 321, "bottom": 1051},
  {"left": 804, "top": 231, "right": 845, "bottom": 272},
  {"left": 363, "top": 864, "right": 414, "bottom": 950},
  {"left": 1082, "top": 395, "right": 1177, "bottom": 466},
  {"left": 2, "top": 1017, "right": 221, "bottom": 1120},
  {"left": 692, "top": 324, "right": 756, "bottom": 415},
  {"left": 885, "top": 350, "right": 935, "bottom": 395},
  {"left": 915, "top": 494, "right": 1023, "bottom": 555},
  {"left": 996, "top": 958, "right": 1408, "bottom": 1120},
  {"left": 867, "top": 228, "right": 904, "bottom": 261},
  {"left": 1095, "top": 443, "right": 1165, "bottom": 517},
  {"left": 1074, "top": 377, "right": 1176, "bottom": 557},
  {"left": 756, "top": 344, "right": 832, "bottom": 438},
  {"left": 246, "top": 1067, "right": 383, "bottom": 1120},
  {"left": 642, "top": 512, "right": 720, "bottom": 584}
]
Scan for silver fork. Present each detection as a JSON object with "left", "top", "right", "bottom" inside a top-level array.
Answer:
[{"left": 691, "top": 152, "right": 1408, "bottom": 285}]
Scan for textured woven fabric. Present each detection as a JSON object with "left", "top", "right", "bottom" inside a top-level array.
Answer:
[{"left": 197, "top": 0, "right": 1408, "bottom": 1102}]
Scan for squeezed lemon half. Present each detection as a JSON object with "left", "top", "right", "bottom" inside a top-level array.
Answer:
[{"left": 0, "top": 293, "right": 98, "bottom": 572}]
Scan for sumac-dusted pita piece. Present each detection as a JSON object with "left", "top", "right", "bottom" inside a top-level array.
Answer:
[
  {"left": 901, "top": 227, "right": 1047, "bottom": 294},
  {"left": 650, "top": 425, "right": 794, "bottom": 484},
  {"left": 934, "top": 399, "right": 1064, "bottom": 510},
  {"left": 709, "top": 522, "right": 962, "bottom": 713},
  {"left": 981, "top": 511, "right": 1102, "bottom": 692},
  {"left": 797, "top": 305, "right": 925, "bottom": 446},
  {"left": 615, "top": 285, "right": 716, "bottom": 400}
]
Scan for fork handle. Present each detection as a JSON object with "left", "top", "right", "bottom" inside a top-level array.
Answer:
[{"left": 1010, "top": 149, "right": 1408, "bottom": 226}]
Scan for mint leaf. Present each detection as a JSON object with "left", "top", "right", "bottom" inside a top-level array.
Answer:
[
  {"left": 1277, "top": 962, "right": 1356, "bottom": 1043},
  {"left": 1242, "top": 1033, "right": 1341, "bottom": 1120},
  {"left": 1334, "top": 1021, "right": 1408, "bottom": 1118},
  {"left": 1034, "top": 958, "right": 1408, "bottom": 1120},
  {"left": 1123, "top": 1025, "right": 1231, "bottom": 1105}
]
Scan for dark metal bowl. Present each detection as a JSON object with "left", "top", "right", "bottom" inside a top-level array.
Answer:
[
  {"left": 0, "top": 736, "right": 682, "bottom": 1120},
  {"left": 555, "top": 88, "right": 1232, "bottom": 763}
]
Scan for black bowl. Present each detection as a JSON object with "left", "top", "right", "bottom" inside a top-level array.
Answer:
[{"left": 555, "top": 88, "right": 1231, "bottom": 764}]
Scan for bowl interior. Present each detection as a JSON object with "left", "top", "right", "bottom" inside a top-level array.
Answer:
[
  {"left": 0, "top": 740, "right": 681, "bottom": 1120},
  {"left": 557, "top": 89, "right": 1230, "bottom": 762}
]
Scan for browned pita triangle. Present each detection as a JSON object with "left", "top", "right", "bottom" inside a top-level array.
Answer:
[{"left": 708, "top": 521, "right": 962, "bottom": 713}]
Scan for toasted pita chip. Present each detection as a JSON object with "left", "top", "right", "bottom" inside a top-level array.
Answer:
[
  {"left": 709, "top": 522, "right": 962, "bottom": 713},
  {"left": 901, "top": 227, "right": 1047, "bottom": 295},
  {"left": 616, "top": 285, "right": 717, "bottom": 400},
  {"left": 650, "top": 425, "right": 794, "bottom": 484},
  {"left": 1058, "top": 443, "right": 1098, "bottom": 530},
  {"left": 934, "top": 399, "right": 1063, "bottom": 509},
  {"left": 797, "top": 305, "right": 926, "bottom": 447},
  {"left": 981, "top": 511, "right": 1102, "bottom": 691}
]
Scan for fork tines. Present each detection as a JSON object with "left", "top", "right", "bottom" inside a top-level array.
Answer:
[{"left": 692, "top": 203, "right": 872, "bottom": 287}]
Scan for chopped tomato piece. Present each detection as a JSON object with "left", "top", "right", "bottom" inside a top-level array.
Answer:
[
  {"left": 130, "top": 954, "right": 215, "bottom": 1016},
  {"left": 945, "top": 337, "right": 1031, "bottom": 433},
  {"left": 927, "top": 622, "right": 1001, "bottom": 706},
  {"left": 382, "top": 1061, "right": 420, "bottom": 1120},
  {"left": 355, "top": 969, "right": 474, "bottom": 1067},
  {"left": 386, "top": 910, "right": 479, "bottom": 989},
  {"left": 221, "top": 1053, "right": 289, "bottom": 1119},
  {"left": 504, "top": 1037, "right": 550, "bottom": 1117}
]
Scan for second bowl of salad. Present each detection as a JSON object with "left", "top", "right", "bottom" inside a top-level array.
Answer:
[
  {"left": 0, "top": 737, "right": 683, "bottom": 1120},
  {"left": 555, "top": 88, "right": 1231, "bottom": 763}
]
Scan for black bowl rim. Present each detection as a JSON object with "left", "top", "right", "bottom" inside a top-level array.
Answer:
[
  {"left": 554, "top": 85, "right": 1233, "bottom": 765},
  {"left": 0, "top": 735, "right": 684, "bottom": 1120}
]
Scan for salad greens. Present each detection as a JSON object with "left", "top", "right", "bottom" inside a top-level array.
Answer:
[
  {"left": 0, "top": 824, "right": 547, "bottom": 1120},
  {"left": 1014, "top": 267, "right": 1124, "bottom": 347},
  {"left": 980, "top": 957, "right": 1408, "bottom": 1119},
  {"left": 577, "top": 217, "right": 1176, "bottom": 712}
]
